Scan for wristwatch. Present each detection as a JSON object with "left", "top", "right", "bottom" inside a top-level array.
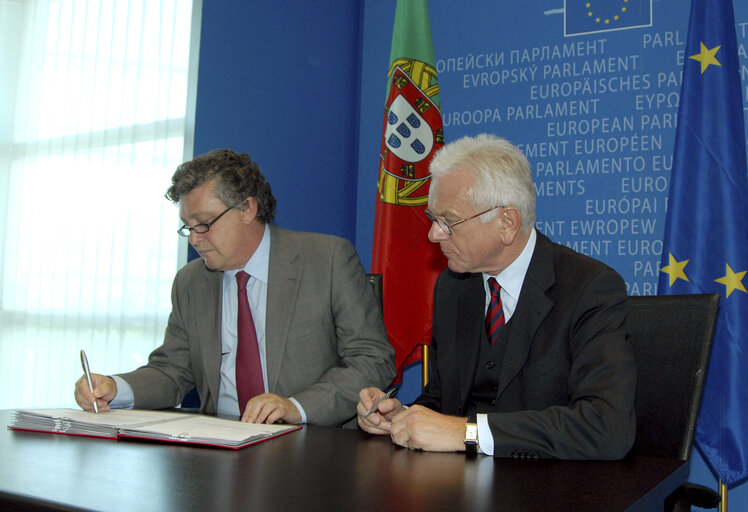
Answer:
[{"left": 464, "top": 415, "right": 478, "bottom": 453}]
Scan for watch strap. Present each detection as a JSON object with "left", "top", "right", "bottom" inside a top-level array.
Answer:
[{"left": 464, "top": 415, "right": 478, "bottom": 453}]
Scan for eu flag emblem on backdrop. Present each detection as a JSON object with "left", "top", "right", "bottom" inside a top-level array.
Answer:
[
  {"left": 658, "top": 0, "right": 748, "bottom": 487},
  {"left": 565, "top": 0, "right": 652, "bottom": 36}
]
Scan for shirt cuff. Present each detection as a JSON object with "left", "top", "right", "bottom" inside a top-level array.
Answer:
[
  {"left": 108, "top": 375, "right": 134, "bottom": 409},
  {"left": 288, "top": 397, "right": 307, "bottom": 424},
  {"left": 477, "top": 413, "right": 494, "bottom": 455}
]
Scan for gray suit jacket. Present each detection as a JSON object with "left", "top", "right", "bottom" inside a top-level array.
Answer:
[
  {"left": 415, "top": 233, "right": 636, "bottom": 459},
  {"left": 119, "top": 225, "right": 395, "bottom": 426}
]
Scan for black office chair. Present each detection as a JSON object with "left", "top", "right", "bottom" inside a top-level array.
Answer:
[
  {"left": 626, "top": 293, "right": 721, "bottom": 512},
  {"left": 180, "top": 273, "right": 385, "bottom": 410}
]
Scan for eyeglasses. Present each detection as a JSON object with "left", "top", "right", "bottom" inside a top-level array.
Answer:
[
  {"left": 177, "top": 205, "right": 235, "bottom": 237},
  {"left": 424, "top": 206, "right": 503, "bottom": 236}
]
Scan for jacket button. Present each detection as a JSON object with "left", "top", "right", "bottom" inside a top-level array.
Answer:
[{"left": 485, "top": 360, "right": 495, "bottom": 369}]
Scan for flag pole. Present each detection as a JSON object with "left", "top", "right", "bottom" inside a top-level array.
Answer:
[
  {"left": 718, "top": 480, "right": 726, "bottom": 512},
  {"left": 421, "top": 344, "right": 429, "bottom": 388}
]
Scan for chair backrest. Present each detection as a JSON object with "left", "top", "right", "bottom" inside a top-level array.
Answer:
[{"left": 627, "top": 293, "right": 719, "bottom": 460}]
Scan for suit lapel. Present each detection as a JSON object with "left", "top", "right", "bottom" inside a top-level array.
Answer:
[
  {"left": 265, "top": 225, "right": 302, "bottom": 391},
  {"left": 455, "top": 274, "right": 485, "bottom": 407},
  {"left": 497, "top": 234, "right": 555, "bottom": 399},
  {"left": 191, "top": 265, "right": 223, "bottom": 410}
]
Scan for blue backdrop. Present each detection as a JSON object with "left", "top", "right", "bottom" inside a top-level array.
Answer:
[{"left": 193, "top": 0, "right": 748, "bottom": 502}]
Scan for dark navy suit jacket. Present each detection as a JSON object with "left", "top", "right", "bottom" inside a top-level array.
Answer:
[{"left": 415, "top": 232, "right": 636, "bottom": 459}]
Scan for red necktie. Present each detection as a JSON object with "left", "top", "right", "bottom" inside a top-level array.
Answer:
[
  {"left": 235, "top": 271, "right": 264, "bottom": 415},
  {"left": 486, "top": 277, "right": 505, "bottom": 345}
]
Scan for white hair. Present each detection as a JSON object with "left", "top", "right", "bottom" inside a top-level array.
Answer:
[{"left": 429, "top": 134, "right": 536, "bottom": 230}]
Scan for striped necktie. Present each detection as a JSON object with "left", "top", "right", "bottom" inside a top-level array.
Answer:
[{"left": 486, "top": 277, "right": 505, "bottom": 345}]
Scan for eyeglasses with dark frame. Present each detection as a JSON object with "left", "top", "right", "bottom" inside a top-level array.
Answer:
[
  {"left": 177, "top": 205, "right": 236, "bottom": 237},
  {"left": 424, "top": 205, "right": 503, "bottom": 236}
]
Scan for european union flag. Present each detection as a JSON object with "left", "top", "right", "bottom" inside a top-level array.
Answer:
[
  {"left": 658, "top": 0, "right": 748, "bottom": 488},
  {"left": 565, "top": 0, "right": 652, "bottom": 36}
]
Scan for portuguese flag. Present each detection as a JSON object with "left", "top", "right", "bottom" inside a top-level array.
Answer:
[{"left": 372, "top": 0, "right": 447, "bottom": 378}]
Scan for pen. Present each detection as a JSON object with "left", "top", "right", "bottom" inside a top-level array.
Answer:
[
  {"left": 364, "top": 387, "right": 398, "bottom": 418},
  {"left": 80, "top": 350, "right": 99, "bottom": 413}
]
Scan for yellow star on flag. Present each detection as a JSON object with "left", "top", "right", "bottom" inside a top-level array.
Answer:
[
  {"left": 661, "top": 253, "right": 690, "bottom": 286},
  {"left": 689, "top": 42, "right": 722, "bottom": 74},
  {"left": 715, "top": 263, "right": 747, "bottom": 298}
]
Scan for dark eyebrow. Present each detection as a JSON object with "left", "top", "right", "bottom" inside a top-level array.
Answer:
[{"left": 181, "top": 209, "right": 219, "bottom": 225}]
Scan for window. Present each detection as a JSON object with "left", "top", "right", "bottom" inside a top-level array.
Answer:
[{"left": 0, "top": 0, "right": 197, "bottom": 408}]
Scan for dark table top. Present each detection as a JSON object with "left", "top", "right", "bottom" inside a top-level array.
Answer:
[{"left": 0, "top": 410, "right": 687, "bottom": 511}]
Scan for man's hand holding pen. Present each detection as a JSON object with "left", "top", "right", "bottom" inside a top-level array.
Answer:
[
  {"left": 74, "top": 373, "right": 118, "bottom": 413},
  {"left": 357, "top": 387, "right": 404, "bottom": 434},
  {"left": 358, "top": 387, "right": 468, "bottom": 451}
]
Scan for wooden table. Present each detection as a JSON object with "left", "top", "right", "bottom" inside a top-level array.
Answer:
[{"left": 0, "top": 410, "right": 688, "bottom": 511}]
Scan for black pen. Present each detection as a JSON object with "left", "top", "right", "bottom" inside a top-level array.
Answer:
[{"left": 364, "top": 387, "right": 398, "bottom": 418}]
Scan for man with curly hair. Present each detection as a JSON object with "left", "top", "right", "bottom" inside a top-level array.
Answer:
[{"left": 75, "top": 149, "right": 395, "bottom": 426}]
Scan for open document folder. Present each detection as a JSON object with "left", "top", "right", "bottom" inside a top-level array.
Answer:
[{"left": 9, "top": 408, "right": 301, "bottom": 449}]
